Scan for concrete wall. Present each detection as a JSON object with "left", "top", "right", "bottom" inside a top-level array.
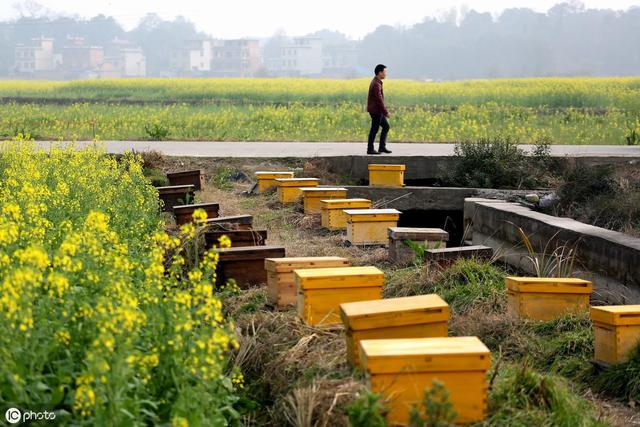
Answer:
[{"left": 464, "top": 199, "right": 640, "bottom": 304}]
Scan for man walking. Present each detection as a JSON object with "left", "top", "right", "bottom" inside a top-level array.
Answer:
[{"left": 366, "top": 64, "right": 392, "bottom": 155}]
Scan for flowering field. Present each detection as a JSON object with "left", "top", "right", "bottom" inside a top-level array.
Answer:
[
  {"left": 0, "top": 139, "right": 242, "bottom": 425},
  {"left": 0, "top": 77, "right": 639, "bottom": 144}
]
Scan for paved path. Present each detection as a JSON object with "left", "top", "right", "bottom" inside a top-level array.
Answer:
[{"left": 36, "top": 141, "right": 640, "bottom": 158}]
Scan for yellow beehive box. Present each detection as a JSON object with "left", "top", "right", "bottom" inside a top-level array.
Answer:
[
  {"left": 265, "top": 256, "right": 351, "bottom": 309},
  {"left": 506, "top": 277, "right": 592, "bottom": 321},
  {"left": 320, "top": 199, "right": 372, "bottom": 230},
  {"left": 300, "top": 187, "right": 348, "bottom": 215},
  {"left": 340, "top": 294, "right": 449, "bottom": 367},
  {"left": 295, "top": 266, "right": 384, "bottom": 326},
  {"left": 360, "top": 336, "right": 491, "bottom": 425},
  {"left": 591, "top": 305, "right": 640, "bottom": 364},
  {"left": 275, "top": 178, "right": 320, "bottom": 204},
  {"left": 255, "top": 171, "right": 294, "bottom": 193},
  {"left": 368, "top": 164, "right": 406, "bottom": 187},
  {"left": 344, "top": 209, "right": 401, "bottom": 246}
]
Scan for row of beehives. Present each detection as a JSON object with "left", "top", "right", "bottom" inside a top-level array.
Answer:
[{"left": 154, "top": 167, "right": 640, "bottom": 425}]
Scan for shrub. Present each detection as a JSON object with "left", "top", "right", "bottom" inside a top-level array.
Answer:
[
  {"left": 347, "top": 391, "right": 387, "bottom": 427},
  {"left": 144, "top": 122, "right": 170, "bottom": 140},
  {"left": 408, "top": 380, "right": 458, "bottom": 427},
  {"left": 443, "top": 136, "right": 554, "bottom": 189},
  {"left": 0, "top": 140, "right": 241, "bottom": 425}
]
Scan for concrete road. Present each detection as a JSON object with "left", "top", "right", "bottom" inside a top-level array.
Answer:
[{"left": 34, "top": 140, "right": 640, "bottom": 158}]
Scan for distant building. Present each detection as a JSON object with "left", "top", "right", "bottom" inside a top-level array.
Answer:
[
  {"left": 211, "top": 39, "right": 261, "bottom": 77},
  {"left": 62, "top": 37, "right": 104, "bottom": 78},
  {"left": 322, "top": 41, "right": 359, "bottom": 78},
  {"left": 97, "top": 38, "right": 146, "bottom": 78},
  {"left": 170, "top": 39, "right": 212, "bottom": 75},
  {"left": 14, "top": 37, "right": 59, "bottom": 75},
  {"left": 266, "top": 37, "right": 323, "bottom": 77}
]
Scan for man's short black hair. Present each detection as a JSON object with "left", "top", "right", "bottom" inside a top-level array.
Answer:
[{"left": 374, "top": 64, "right": 387, "bottom": 75}]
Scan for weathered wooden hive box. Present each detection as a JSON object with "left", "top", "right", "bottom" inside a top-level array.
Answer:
[
  {"left": 275, "top": 178, "right": 319, "bottom": 204},
  {"left": 359, "top": 336, "right": 491, "bottom": 425},
  {"left": 591, "top": 305, "right": 640, "bottom": 364},
  {"left": 300, "top": 187, "right": 348, "bottom": 215},
  {"left": 167, "top": 169, "right": 205, "bottom": 191},
  {"left": 340, "top": 294, "right": 449, "bottom": 367},
  {"left": 173, "top": 202, "right": 220, "bottom": 225},
  {"left": 320, "top": 199, "right": 372, "bottom": 230},
  {"left": 255, "top": 171, "right": 294, "bottom": 193},
  {"left": 344, "top": 209, "right": 401, "bottom": 246},
  {"left": 388, "top": 227, "right": 449, "bottom": 265},
  {"left": 506, "top": 277, "right": 592, "bottom": 321},
  {"left": 157, "top": 185, "right": 195, "bottom": 212},
  {"left": 295, "top": 266, "right": 383, "bottom": 326},
  {"left": 265, "top": 257, "right": 350, "bottom": 309},
  {"left": 215, "top": 245, "right": 285, "bottom": 288},
  {"left": 205, "top": 229, "right": 267, "bottom": 249},
  {"left": 204, "top": 214, "right": 253, "bottom": 231},
  {"left": 368, "top": 164, "right": 406, "bottom": 187}
]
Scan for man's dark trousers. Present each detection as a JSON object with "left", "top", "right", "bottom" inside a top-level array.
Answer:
[{"left": 368, "top": 113, "right": 390, "bottom": 152}]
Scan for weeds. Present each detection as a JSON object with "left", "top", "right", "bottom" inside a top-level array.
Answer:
[
  {"left": 409, "top": 380, "right": 458, "bottom": 427},
  {"left": 591, "top": 342, "right": 640, "bottom": 403},
  {"left": 485, "top": 363, "right": 605, "bottom": 427},
  {"left": 515, "top": 227, "right": 578, "bottom": 278},
  {"left": 347, "top": 391, "right": 388, "bottom": 427}
]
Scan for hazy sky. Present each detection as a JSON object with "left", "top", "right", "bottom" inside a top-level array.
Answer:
[{"left": 2, "top": 0, "right": 639, "bottom": 38}]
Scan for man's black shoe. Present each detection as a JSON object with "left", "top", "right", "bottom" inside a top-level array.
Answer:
[
  {"left": 379, "top": 148, "right": 392, "bottom": 154},
  {"left": 367, "top": 150, "right": 381, "bottom": 155}
]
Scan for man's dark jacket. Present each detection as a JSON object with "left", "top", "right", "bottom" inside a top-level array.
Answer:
[{"left": 367, "top": 77, "right": 389, "bottom": 117}]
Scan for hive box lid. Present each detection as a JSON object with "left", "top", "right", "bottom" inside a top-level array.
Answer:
[
  {"left": 344, "top": 209, "right": 401, "bottom": 222},
  {"left": 591, "top": 305, "right": 640, "bottom": 325},
  {"left": 255, "top": 171, "right": 294, "bottom": 178},
  {"left": 275, "top": 178, "right": 320, "bottom": 187},
  {"left": 505, "top": 277, "right": 592, "bottom": 294},
  {"left": 321, "top": 199, "right": 372, "bottom": 209},
  {"left": 157, "top": 185, "right": 195, "bottom": 193},
  {"left": 265, "top": 256, "right": 349, "bottom": 273},
  {"left": 368, "top": 164, "right": 406, "bottom": 171},
  {"left": 204, "top": 214, "right": 253, "bottom": 225},
  {"left": 360, "top": 336, "right": 491, "bottom": 374},
  {"left": 216, "top": 245, "right": 285, "bottom": 261},
  {"left": 300, "top": 187, "right": 348, "bottom": 194},
  {"left": 295, "top": 266, "right": 384, "bottom": 290},
  {"left": 340, "top": 294, "right": 449, "bottom": 331},
  {"left": 167, "top": 169, "right": 203, "bottom": 177},
  {"left": 388, "top": 227, "right": 449, "bottom": 241},
  {"left": 173, "top": 202, "right": 220, "bottom": 211}
]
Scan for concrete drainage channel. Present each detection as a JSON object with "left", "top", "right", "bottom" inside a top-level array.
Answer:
[{"left": 343, "top": 185, "right": 640, "bottom": 304}]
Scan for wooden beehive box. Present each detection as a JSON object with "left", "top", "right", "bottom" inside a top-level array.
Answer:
[
  {"left": 300, "top": 187, "right": 348, "bottom": 215},
  {"left": 591, "top": 305, "right": 640, "bottom": 364},
  {"left": 295, "top": 266, "right": 384, "bottom": 326},
  {"left": 255, "top": 171, "right": 294, "bottom": 193},
  {"left": 215, "top": 245, "right": 285, "bottom": 288},
  {"left": 344, "top": 209, "right": 401, "bottom": 246},
  {"left": 340, "top": 294, "right": 449, "bottom": 367},
  {"left": 204, "top": 229, "right": 267, "bottom": 249},
  {"left": 157, "top": 185, "right": 195, "bottom": 212},
  {"left": 173, "top": 202, "right": 220, "bottom": 225},
  {"left": 275, "top": 178, "right": 319, "bottom": 204},
  {"left": 388, "top": 227, "right": 449, "bottom": 265},
  {"left": 204, "top": 214, "right": 253, "bottom": 231},
  {"left": 506, "top": 277, "right": 592, "bottom": 321},
  {"left": 167, "top": 169, "right": 205, "bottom": 191},
  {"left": 359, "top": 336, "right": 491, "bottom": 425},
  {"left": 368, "top": 164, "right": 406, "bottom": 187},
  {"left": 265, "top": 257, "right": 350, "bottom": 309},
  {"left": 320, "top": 199, "right": 372, "bottom": 230}
]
